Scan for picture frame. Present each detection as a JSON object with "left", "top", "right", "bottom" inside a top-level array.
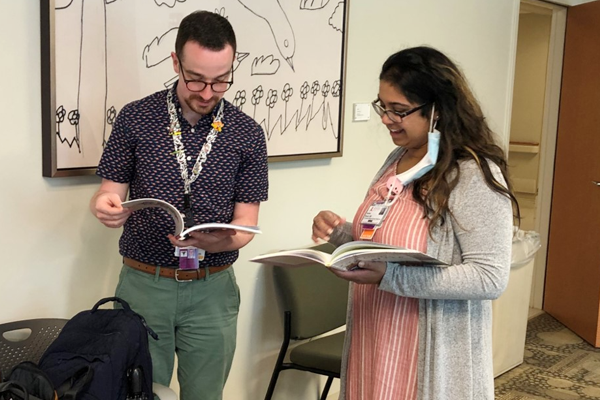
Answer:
[{"left": 41, "top": 0, "right": 349, "bottom": 177}]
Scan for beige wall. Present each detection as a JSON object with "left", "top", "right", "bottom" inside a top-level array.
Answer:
[
  {"left": 511, "top": 13, "right": 551, "bottom": 145},
  {"left": 509, "top": 11, "right": 552, "bottom": 230},
  {"left": 0, "top": 1, "right": 519, "bottom": 399}
]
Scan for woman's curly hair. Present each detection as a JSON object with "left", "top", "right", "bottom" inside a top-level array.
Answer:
[{"left": 380, "top": 46, "right": 520, "bottom": 232}]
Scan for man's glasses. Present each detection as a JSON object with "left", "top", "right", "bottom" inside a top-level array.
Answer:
[
  {"left": 371, "top": 100, "right": 429, "bottom": 123},
  {"left": 178, "top": 57, "right": 233, "bottom": 93}
]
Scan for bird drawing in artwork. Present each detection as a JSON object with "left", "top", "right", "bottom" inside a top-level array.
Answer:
[{"left": 236, "top": 0, "right": 296, "bottom": 71}]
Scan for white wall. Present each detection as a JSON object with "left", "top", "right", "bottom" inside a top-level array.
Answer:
[{"left": 0, "top": 1, "right": 519, "bottom": 399}]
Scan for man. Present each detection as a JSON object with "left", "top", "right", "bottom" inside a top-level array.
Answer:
[{"left": 90, "top": 11, "right": 268, "bottom": 400}]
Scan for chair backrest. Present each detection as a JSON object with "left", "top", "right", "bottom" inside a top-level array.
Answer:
[
  {"left": 0, "top": 318, "right": 68, "bottom": 380},
  {"left": 273, "top": 243, "right": 349, "bottom": 340}
]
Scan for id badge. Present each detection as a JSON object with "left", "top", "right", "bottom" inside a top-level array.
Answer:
[
  {"left": 360, "top": 202, "right": 389, "bottom": 227},
  {"left": 176, "top": 247, "right": 206, "bottom": 270}
]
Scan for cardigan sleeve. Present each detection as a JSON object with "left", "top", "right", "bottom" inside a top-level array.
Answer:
[
  {"left": 379, "top": 160, "right": 513, "bottom": 300},
  {"left": 329, "top": 221, "right": 354, "bottom": 247}
]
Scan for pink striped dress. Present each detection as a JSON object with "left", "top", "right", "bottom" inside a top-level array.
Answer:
[{"left": 346, "top": 160, "right": 428, "bottom": 400}]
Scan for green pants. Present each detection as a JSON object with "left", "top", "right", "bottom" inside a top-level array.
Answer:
[{"left": 115, "top": 264, "right": 240, "bottom": 400}]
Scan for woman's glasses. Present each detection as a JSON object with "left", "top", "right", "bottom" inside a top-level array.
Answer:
[{"left": 371, "top": 100, "right": 428, "bottom": 123}]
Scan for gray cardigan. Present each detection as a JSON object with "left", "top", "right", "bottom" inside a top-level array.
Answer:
[{"left": 331, "top": 147, "right": 513, "bottom": 400}]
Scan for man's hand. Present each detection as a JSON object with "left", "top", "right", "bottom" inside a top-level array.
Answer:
[
  {"left": 168, "top": 229, "right": 238, "bottom": 253},
  {"left": 91, "top": 191, "right": 132, "bottom": 228},
  {"left": 312, "top": 210, "right": 346, "bottom": 243},
  {"left": 90, "top": 179, "right": 131, "bottom": 228}
]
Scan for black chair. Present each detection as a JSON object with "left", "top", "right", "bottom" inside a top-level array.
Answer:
[
  {"left": 265, "top": 243, "right": 349, "bottom": 400},
  {"left": 0, "top": 318, "right": 68, "bottom": 381}
]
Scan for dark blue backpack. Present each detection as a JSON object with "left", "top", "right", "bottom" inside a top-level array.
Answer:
[
  {"left": 38, "top": 297, "right": 158, "bottom": 400},
  {"left": 0, "top": 361, "right": 58, "bottom": 400}
]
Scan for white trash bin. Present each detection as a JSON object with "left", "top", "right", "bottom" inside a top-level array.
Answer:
[{"left": 492, "top": 229, "right": 541, "bottom": 377}]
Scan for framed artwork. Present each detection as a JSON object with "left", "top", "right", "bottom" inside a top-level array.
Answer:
[{"left": 41, "top": 0, "right": 349, "bottom": 177}]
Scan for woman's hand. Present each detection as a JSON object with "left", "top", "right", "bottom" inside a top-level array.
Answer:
[
  {"left": 312, "top": 210, "right": 346, "bottom": 243},
  {"left": 330, "top": 261, "right": 387, "bottom": 284}
]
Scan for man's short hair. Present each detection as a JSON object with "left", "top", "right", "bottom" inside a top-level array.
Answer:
[{"left": 176, "top": 11, "right": 237, "bottom": 59}]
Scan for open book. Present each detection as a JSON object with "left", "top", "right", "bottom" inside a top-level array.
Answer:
[
  {"left": 250, "top": 240, "right": 447, "bottom": 271},
  {"left": 121, "top": 198, "right": 262, "bottom": 240}
]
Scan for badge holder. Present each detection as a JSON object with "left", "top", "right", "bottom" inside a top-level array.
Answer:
[
  {"left": 359, "top": 176, "right": 403, "bottom": 240},
  {"left": 174, "top": 246, "right": 205, "bottom": 270},
  {"left": 359, "top": 202, "right": 389, "bottom": 240}
]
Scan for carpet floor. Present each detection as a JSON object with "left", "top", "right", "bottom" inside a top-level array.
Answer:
[{"left": 495, "top": 312, "right": 600, "bottom": 399}]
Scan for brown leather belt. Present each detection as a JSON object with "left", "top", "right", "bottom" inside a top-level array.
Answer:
[{"left": 123, "top": 257, "right": 231, "bottom": 282}]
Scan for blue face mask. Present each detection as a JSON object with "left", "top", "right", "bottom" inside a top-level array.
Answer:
[{"left": 389, "top": 104, "right": 440, "bottom": 194}]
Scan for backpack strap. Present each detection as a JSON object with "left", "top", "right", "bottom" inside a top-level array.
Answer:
[
  {"left": 138, "top": 314, "right": 159, "bottom": 341},
  {"left": 0, "top": 381, "right": 29, "bottom": 399},
  {"left": 55, "top": 366, "right": 93, "bottom": 400},
  {"left": 91, "top": 297, "right": 159, "bottom": 340},
  {"left": 91, "top": 297, "right": 133, "bottom": 313}
]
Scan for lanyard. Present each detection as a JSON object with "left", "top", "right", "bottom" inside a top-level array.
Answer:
[{"left": 167, "top": 89, "right": 224, "bottom": 226}]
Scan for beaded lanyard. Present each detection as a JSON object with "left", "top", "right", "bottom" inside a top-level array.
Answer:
[{"left": 167, "top": 88, "right": 224, "bottom": 227}]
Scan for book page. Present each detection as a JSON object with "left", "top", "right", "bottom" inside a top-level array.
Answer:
[
  {"left": 331, "top": 248, "right": 448, "bottom": 271},
  {"left": 122, "top": 198, "right": 184, "bottom": 236},
  {"left": 250, "top": 249, "right": 332, "bottom": 267},
  {"left": 180, "top": 223, "right": 262, "bottom": 239}
]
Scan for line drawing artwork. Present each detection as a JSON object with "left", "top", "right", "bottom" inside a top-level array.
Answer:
[
  {"left": 251, "top": 55, "right": 280, "bottom": 76},
  {"left": 241, "top": 78, "right": 341, "bottom": 141},
  {"left": 300, "top": 0, "right": 330, "bottom": 10},
  {"left": 47, "top": 0, "right": 347, "bottom": 172},
  {"left": 154, "top": 0, "right": 186, "bottom": 8},
  {"left": 142, "top": 28, "right": 177, "bottom": 68},
  {"left": 54, "top": 0, "right": 109, "bottom": 160},
  {"left": 236, "top": 0, "right": 296, "bottom": 71},
  {"left": 328, "top": 2, "right": 345, "bottom": 32},
  {"left": 234, "top": 52, "right": 250, "bottom": 71},
  {"left": 55, "top": 0, "right": 74, "bottom": 10}
]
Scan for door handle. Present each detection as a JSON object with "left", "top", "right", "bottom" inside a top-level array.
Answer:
[{"left": 593, "top": 181, "right": 600, "bottom": 186}]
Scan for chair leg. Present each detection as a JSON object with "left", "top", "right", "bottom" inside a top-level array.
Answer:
[
  {"left": 319, "top": 376, "right": 334, "bottom": 400},
  {"left": 264, "top": 363, "right": 283, "bottom": 400},
  {"left": 264, "top": 311, "right": 293, "bottom": 400}
]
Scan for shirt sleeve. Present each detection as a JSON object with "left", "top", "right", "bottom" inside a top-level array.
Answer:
[
  {"left": 96, "top": 104, "right": 136, "bottom": 183},
  {"left": 234, "top": 123, "right": 269, "bottom": 203},
  {"left": 379, "top": 161, "right": 513, "bottom": 300}
]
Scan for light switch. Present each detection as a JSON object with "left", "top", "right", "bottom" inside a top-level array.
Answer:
[{"left": 353, "top": 103, "right": 370, "bottom": 122}]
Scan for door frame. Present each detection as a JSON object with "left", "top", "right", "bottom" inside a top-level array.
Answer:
[{"left": 520, "top": 0, "right": 567, "bottom": 310}]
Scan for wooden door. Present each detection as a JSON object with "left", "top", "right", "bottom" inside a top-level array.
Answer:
[{"left": 544, "top": 1, "right": 600, "bottom": 347}]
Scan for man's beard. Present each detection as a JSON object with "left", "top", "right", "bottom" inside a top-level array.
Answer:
[{"left": 186, "top": 94, "right": 219, "bottom": 116}]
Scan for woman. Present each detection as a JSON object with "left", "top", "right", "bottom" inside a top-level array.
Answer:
[{"left": 312, "top": 47, "right": 518, "bottom": 400}]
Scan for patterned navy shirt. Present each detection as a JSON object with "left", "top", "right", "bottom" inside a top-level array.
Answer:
[{"left": 97, "top": 84, "right": 269, "bottom": 267}]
